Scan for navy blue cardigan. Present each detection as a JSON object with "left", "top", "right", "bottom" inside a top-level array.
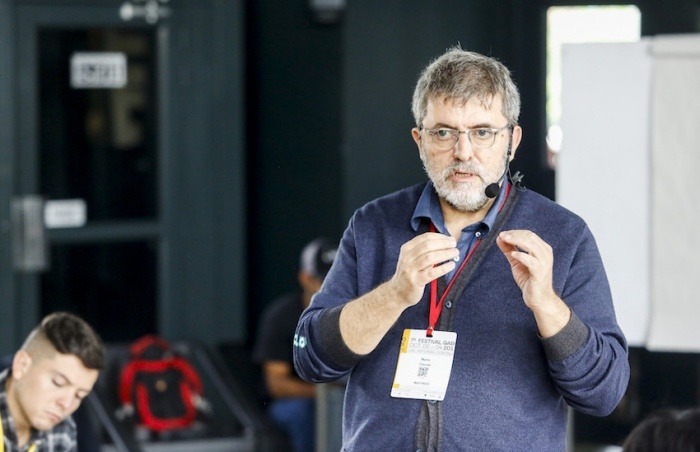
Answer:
[{"left": 294, "top": 182, "right": 629, "bottom": 451}]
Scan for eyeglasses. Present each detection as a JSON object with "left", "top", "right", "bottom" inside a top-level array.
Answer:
[{"left": 421, "top": 125, "right": 511, "bottom": 151}]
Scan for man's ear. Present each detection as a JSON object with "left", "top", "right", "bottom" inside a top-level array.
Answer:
[
  {"left": 298, "top": 271, "right": 324, "bottom": 297},
  {"left": 411, "top": 127, "right": 422, "bottom": 148},
  {"left": 509, "top": 125, "right": 523, "bottom": 161},
  {"left": 412, "top": 128, "right": 427, "bottom": 161},
  {"left": 11, "top": 350, "right": 33, "bottom": 380}
]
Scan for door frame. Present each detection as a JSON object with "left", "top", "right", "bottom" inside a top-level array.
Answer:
[{"left": 0, "top": 0, "right": 246, "bottom": 350}]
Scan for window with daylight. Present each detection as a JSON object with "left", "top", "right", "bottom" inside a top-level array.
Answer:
[{"left": 546, "top": 5, "right": 641, "bottom": 168}]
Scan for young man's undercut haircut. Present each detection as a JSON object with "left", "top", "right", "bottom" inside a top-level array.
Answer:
[{"left": 22, "top": 311, "right": 105, "bottom": 370}]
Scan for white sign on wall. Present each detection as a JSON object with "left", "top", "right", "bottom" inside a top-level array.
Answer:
[
  {"left": 44, "top": 199, "right": 87, "bottom": 229},
  {"left": 70, "top": 52, "right": 127, "bottom": 89}
]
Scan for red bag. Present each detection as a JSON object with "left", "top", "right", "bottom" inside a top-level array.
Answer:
[{"left": 118, "top": 335, "right": 204, "bottom": 432}]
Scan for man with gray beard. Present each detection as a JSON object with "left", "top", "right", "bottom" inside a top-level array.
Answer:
[{"left": 293, "top": 46, "right": 629, "bottom": 451}]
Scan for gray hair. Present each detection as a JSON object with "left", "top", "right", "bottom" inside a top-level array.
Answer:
[{"left": 411, "top": 46, "right": 520, "bottom": 127}]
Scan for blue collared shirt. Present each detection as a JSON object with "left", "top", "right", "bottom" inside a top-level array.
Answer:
[{"left": 410, "top": 181, "right": 509, "bottom": 281}]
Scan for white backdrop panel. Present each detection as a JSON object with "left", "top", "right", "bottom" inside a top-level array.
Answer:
[
  {"left": 647, "top": 35, "right": 700, "bottom": 351},
  {"left": 557, "top": 41, "right": 651, "bottom": 346}
]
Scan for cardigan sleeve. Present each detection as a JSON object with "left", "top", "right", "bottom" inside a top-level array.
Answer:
[
  {"left": 544, "top": 224, "right": 630, "bottom": 417},
  {"left": 293, "top": 216, "right": 364, "bottom": 383}
]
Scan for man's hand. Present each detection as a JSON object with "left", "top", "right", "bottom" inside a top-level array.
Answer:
[
  {"left": 339, "top": 232, "right": 458, "bottom": 355},
  {"left": 388, "top": 232, "right": 459, "bottom": 307},
  {"left": 496, "top": 230, "right": 570, "bottom": 337}
]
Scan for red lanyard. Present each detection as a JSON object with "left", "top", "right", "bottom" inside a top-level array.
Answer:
[
  {"left": 427, "top": 223, "right": 480, "bottom": 337},
  {"left": 426, "top": 183, "right": 512, "bottom": 337}
]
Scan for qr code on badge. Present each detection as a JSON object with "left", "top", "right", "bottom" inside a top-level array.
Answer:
[{"left": 417, "top": 366, "right": 429, "bottom": 378}]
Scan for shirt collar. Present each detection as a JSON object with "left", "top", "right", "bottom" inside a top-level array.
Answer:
[{"left": 411, "top": 181, "right": 509, "bottom": 234}]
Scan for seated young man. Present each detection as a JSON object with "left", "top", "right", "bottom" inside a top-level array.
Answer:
[{"left": 1, "top": 312, "right": 104, "bottom": 452}]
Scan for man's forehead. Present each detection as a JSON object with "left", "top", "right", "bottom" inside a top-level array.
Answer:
[
  {"left": 431, "top": 93, "right": 502, "bottom": 111},
  {"left": 424, "top": 94, "right": 506, "bottom": 125},
  {"left": 34, "top": 352, "right": 99, "bottom": 389}
]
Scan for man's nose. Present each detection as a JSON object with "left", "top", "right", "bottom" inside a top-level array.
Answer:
[
  {"left": 55, "top": 390, "right": 74, "bottom": 412},
  {"left": 453, "top": 133, "right": 475, "bottom": 159}
]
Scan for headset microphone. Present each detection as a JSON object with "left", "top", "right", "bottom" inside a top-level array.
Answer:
[
  {"left": 484, "top": 170, "right": 507, "bottom": 198},
  {"left": 484, "top": 151, "right": 511, "bottom": 199}
]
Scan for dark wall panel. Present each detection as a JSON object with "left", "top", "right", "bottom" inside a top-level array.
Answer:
[
  {"left": 341, "top": 0, "right": 518, "bottom": 218},
  {"left": 246, "top": 0, "right": 343, "bottom": 337}
]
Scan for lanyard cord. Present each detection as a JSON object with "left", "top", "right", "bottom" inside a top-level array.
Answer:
[
  {"left": 426, "top": 183, "right": 512, "bottom": 337},
  {"left": 427, "top": 227, "right": 480, "bottom": 337}
]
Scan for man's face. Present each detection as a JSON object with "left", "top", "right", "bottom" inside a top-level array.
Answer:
[
  {"left": 412, "top": 94, "right": 521, "bottom": 213},
  {"left": 12, "top": 351, "right": 99, "bottom": 431}
]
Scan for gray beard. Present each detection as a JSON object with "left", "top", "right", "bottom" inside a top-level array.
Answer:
[
  {"left": 420, "top": 141, "right": 511, "bottom": 213},
  {"left": 422, "top": 160, "right": 493, "bottom": 212},
  {"left": 440, "top": 186, "right": 489, "bottom": 212}
]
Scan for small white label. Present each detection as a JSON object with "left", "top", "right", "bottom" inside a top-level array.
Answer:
[
  {"left": 70, "top": 52, "right": 127, "bottom": 89},
  {"left": 44, "top": 199, "right": 87, "bottom": 229}
]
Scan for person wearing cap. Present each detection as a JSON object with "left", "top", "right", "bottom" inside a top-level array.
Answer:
[
  {"left": 253, "top": 237, "right": 337, "bottom": 452},
  {"left": 1, "top": 312, "right": 104, "bottom": 452}
]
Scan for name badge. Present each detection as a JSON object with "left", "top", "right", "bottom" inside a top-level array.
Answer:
[{"left": 391, "top": 329, "right": 456, "bottom": 401}]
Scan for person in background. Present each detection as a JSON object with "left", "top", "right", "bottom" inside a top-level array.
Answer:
[
  {"left": 254, "top": 237, "right": 337, "bottom": 452},
  {"left": 1, "top": 312, "right": 105, "bottom": 452},
  {"left": 293, "top": 46, "right": 630, "bottom": 450},
  {"left": 622, "top": 407, "right": 700, "bottom": 452}
]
